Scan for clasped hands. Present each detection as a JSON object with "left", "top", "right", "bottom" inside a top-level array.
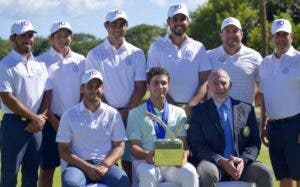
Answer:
[{"left": 218, "top": 156, "right": 244, "bottom": 180}]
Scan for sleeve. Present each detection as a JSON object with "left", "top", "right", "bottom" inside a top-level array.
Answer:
[
  {"left": 147, "top": 43, "right": 160, "bottom": 72},
  {"left": 85, "top": 50, "right": 98, "bottom": 71},
  {"left": 255, "top": 52, "right": 263, "bottom": 82},
  {"left": 176, "top": 107, "right": 188, "bottom": 137},
  {"left": 111, "top": 112, "right": 126, "bottom": 141},
  {"left": 134, "top": 49, "right": 147, "bottom": 81},
  {"left": 197, "top": 45, "right": 212, "bottom": 72},
  {"left": 0, "top": 63, "right": 13, "bottom": 92},
  {"left": 42, "top": 64, "right": 53, "bottom": 91},
  {"left": 56, "top": 111, "right": 72, "bottom": 143},
  {"left": 126, "top": 108, "right": 142, "bottom": 141}
]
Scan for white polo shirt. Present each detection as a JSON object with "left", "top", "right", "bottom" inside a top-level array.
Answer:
[
  {"left": 0, "top": 50, "right": 52, "bottom": 114},
  {"left": 259, "top": 46, "right": 300, "bottom": 119},
  {"left": 37, "top": 47, "right": 86, "bottom": 115},
  {"left": 86, "top": 38, "right": 146, "bottom": 108},
  {"left": 56, "top": 102, "right": 126, "bottom": 160},
  {"left": 147, "top": 34, "right": 211, "bottom": 103},
  {"left": 207, "top": 45, "right": 262, "bottom": 104}
]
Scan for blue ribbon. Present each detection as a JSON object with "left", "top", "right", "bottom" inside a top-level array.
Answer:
[{"left": 146, "top": 99, "right": 169, "bottom": 139}]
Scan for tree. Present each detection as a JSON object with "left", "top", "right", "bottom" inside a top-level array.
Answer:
[
  {"left": 189, "top": 0, "right": 259, "bottom": 50},
  {"left": 126, "top": 24, "right": 167, "bottom": 55},
  {"left": 0, "top": 38, "right": 11, "bottom": 60},
  {"left": 32, "top": 36, "right": 51, "bottom": 56},
  {"left": 71, "top": 33, "right": 102, "bottom": 56}
]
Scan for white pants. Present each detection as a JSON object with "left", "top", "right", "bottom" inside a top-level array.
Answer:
[{"left": 133, "top": 160, "right": 198, "bottom": 187}]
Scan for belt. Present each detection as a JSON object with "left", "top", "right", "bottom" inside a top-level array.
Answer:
[
  {"left": 4, "top": 113, "right": 28, "bottom": 121},
  {"left": 269, "top": 113, "right": 300, "bottom": 123},
  {"left": 174, "top": 102, "right": 187, "bottom": 107}
]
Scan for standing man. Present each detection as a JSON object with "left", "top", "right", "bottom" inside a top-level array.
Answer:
[
  {"left": 259, "top": 19, "right": 300, "bottom": 187},
  {"left": 86, "top": 9, "right": 147, "bottom": 182},
  {"left": 188, "top": 69, "right": 273, "bottom": 187},
  {"left": 147, "top": 3, "right": 211, "bottom": 115},
  {"left": 37, "top": 21, "right": 86, "bottom": 187},
  {"left": 127, "top": 67, "right": 199, "bottom": 187},
  {"left": 207, "top": 17, "right": 262, "bottom": 104},
  {"left": 56, "top": 70, "right": 129, "bottom": 187},
  {"left": 0, "top": 20, "right": 52, "bottom": 187}
]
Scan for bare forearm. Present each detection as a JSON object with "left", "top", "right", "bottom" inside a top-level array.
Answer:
[
  {"left": 38, "top": 90, "right": 51, "bottom": 115},
  {"left": 103, "top": 142, "right": 125, "bottom": 166},
  {"left": 126, "top": 81, "right": 146, "bottom": 109},
  {"left": 0, "top": 92, "right": 37, "bottom": 119}
]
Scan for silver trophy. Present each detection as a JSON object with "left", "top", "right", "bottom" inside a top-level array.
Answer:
[{"left": 145, "top": 111, "right": 189, "bottom": 166}]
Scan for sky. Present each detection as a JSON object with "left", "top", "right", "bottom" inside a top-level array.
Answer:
[{"left": 0, "top": 0, "right": 207, "bottom": 40}]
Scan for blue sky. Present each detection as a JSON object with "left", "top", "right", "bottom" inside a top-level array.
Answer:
[{"left": 0, "top": 0, "right": 207, "bottom": 39}]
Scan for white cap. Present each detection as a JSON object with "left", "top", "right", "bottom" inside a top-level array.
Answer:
[
  {"left": 10, "top": 20, "right": 36, "bottom": 36},
  {"left": 221, "top": 17, "right": 242, "bottom": 31},
  {"left": 105, "top": 9, "right": 128, "bottom": 22},
  {"left": 51, "top": 21, "right": 72, "bottom": 34},
  {"left": 271, "top": 19, "right": 292, "bottom": 35},
  {"left": 167, "top": 3, "right": 190, "bottom": 21},
  {"left": 81, "top": 70, "right": 103, "bottom": 85}
]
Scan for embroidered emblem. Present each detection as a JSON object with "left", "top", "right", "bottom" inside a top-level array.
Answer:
[
  {"left": 281, "top": 67, "right": 289, "bottom": 74},
  {"left": 219, "top": 57, "right": 225, "bottom": 62},
  {"left": 73, "top": 65, "right": 79, "bottom": 72},
  {"left": 243, "top": 126, "right": 250, "bottom": 137}
]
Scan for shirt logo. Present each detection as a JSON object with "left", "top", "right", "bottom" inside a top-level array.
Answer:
[
  {"left": 219, "top": 56, "right": 225, "bottom": 62},
  {"left": 185, "top": 50, "right": 193, "bottom": 58},
  {"left": 73, "top": 65, "right": 79, "bottom": 72},
  {"left": 281, "top": 67, "right": 289, "bottom": 74}
]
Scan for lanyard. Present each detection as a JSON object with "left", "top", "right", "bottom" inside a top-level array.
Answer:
[{"left": 146, "top": 99, "right": 169, "bottom": 139}]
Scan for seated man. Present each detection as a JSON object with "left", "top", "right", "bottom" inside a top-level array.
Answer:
[
  {"left": 126, "top": 67, "right": 198, "bottom": 187},
  {"left": 56, "top": 70, "right": 129, "bottom": 187},
  {"left": 188, "top": 69, "right": 273, "bottom": 187}
]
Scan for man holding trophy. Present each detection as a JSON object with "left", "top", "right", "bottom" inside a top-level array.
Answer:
[{"left": 126, "top": 67, "right": 198, "bottom": 187}]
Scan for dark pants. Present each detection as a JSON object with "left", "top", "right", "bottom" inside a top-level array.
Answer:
[
  {"left": 62, "top": 159, "right": 129, "bottom": 187},
  {"left": 0, "top": 114, "right": 42, "bottom": 187}
]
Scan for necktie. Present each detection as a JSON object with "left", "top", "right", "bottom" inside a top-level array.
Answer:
[{"left": 219, "top": 104, "right": 234, "bottom": 158}]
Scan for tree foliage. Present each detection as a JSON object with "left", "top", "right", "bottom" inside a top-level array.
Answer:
[
  {"left": 0, "top": 38, "right": 11, "bottom": 60},
  {"left": 126, "top": 24, "right": 167, "bottom": 55},
  {"left": 71, "top": 33, "right": 102, "bottom": 56}
]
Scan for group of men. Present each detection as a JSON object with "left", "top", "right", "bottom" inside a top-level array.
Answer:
[{"left": 0, "top": 2, "right": 299, "bottom": 187}]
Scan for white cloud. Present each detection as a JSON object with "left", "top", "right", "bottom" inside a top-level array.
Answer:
[
  {"left": 150, "top": 0, "right": 167, "bottom": 7},
  {"left": 0, "top": 0, "right": 128, "bottom": 18}
]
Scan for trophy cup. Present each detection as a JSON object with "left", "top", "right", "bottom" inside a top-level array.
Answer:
[{"left": 145, "top": 111, "right": 189, "bottom": 166}]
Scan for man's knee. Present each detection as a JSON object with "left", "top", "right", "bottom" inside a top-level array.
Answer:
[
  {"left": 197, "top": 160, "right": 219, "bottom": 185},
  {"left": 62, "top": 167, "right": 86, "bottom": 187}
]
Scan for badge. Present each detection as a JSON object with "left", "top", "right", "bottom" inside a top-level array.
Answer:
[
  {"left": 185, "top": 50, "right": 193, "bottom": 58},
  {"left": 73, "top": 65, "right": 79, "bottom": 72},
  {"left": 219, "top": 56, "right": 225, "bottom": 62},
  {"left": 281, "top": 67, "right": 289, "bottom": 74},
  {"left": 243, "top": 126, "right": 250, "bottom": 137},
  {"left": 125, "top": 58, "right": 132, "bottom": 66}
]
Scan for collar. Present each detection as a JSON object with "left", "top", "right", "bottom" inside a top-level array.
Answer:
[
  {"left": 11, "top": 49, "right": 35, "bottom": 63},
  {"left": 220, "top": 44, "right": 246, "bottom": 56},
  {"left": 104, "top": 37, "right": 128, "bottom": 52},
  {"left": 213, "top": 97, "right": 231, "bottom": 110},
  {"left": 163, "top": 33, "right": 191, "bottom": 46},
  {"left": 273, "top": 46, "right": 296, "bottom": 59},
  {"left": 78, "top": 101, "right": 103, "bottom": 113},
  {"left": 49, "top": 47, "right": 73, "bottom": 60}
]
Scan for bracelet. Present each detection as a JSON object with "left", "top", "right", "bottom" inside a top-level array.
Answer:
[{"left": 101, "top": 161, "right": 109, "bottom": 168}]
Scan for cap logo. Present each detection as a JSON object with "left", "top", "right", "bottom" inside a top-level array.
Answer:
[
  {"left": 115, "top": 10, "right": 121, "bottom": 15},
  {"left": 277, "top": 20, "right": 284, "bottom": 26},
  {"left": 89, "top": 70, "right": 98, "bottom": 76},
  {"left": 175, "top": 4, "right": 182, "bottom": 10},
  {"left": 58, "top": 21, "right": 66, "bottom": 26},
  {"left": 21, "top": 21, "right": 29, "bottom": 26}
]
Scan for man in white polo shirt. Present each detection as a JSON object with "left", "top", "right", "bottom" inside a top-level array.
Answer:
[
  {"left": 147, "top": 3, "right": 211, "bottom": 116},
  {"left": 86, "top": 9, "right": 147, "bottom": 182},
  {"left": 207, "top": 17, "right": 262, "bottom": 105},
  {"left": 259, "top": 19, "right": 300, "bottom": 187},
  {"left": 37, "top": 21, "right": 86, "bottom": 187},
  {"left": 0, "top": 20, "right": 52, "bottom": 187},
  {"left": 56, "top": 70, "right": 129, "bottom": 187}
]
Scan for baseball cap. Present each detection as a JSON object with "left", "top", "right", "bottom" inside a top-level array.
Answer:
[
  {"left": 167, "top": 3, "right": 190, "bottom": 21},
  {"left": 105, "top": 9, "right": 128, "bottom": 22},
  {"left": 81, "top": 70, "right": 103, "bottom": 85},
  {"left": 10, "top": 20, "right": 36, "bottom": 36},
  {"left": 221, "top": 17, "right": 242, "bottom": 31},
  {"left": 271, "top": 19, "right": 292, "bottom": 35},
  {"left": 51, "top": 21, "right": 72, "bottom": 34}
]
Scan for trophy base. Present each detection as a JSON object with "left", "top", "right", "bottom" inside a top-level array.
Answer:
[{"left": 154, "top": 139, "right": 183, "bottom": 166}]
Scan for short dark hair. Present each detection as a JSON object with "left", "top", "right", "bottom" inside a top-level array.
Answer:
[{"left": 147, "top": 67, "right": 170, "bottom": 84}]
